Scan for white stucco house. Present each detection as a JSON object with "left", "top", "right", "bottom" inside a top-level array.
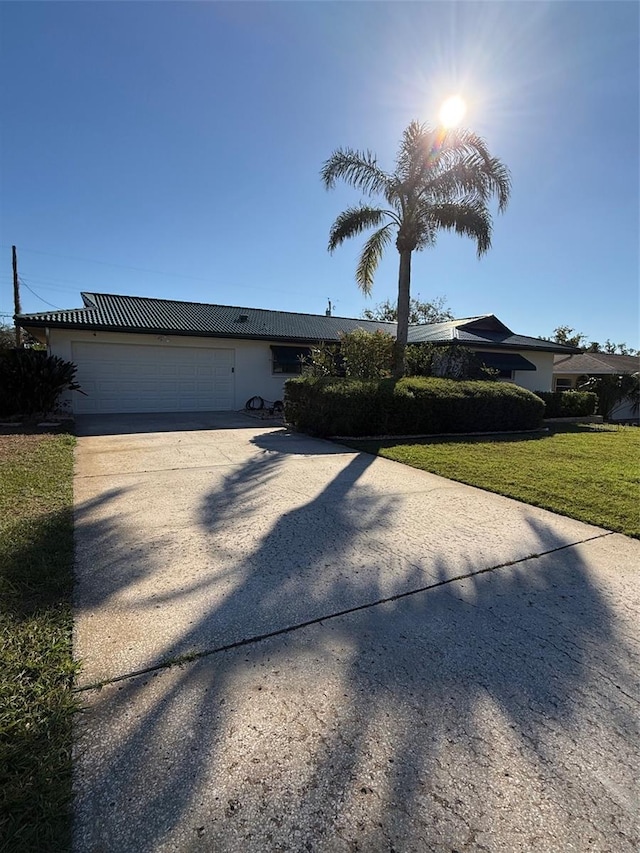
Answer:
[{"left": 17, "top": 292, "right": 577, "bottom": 415}]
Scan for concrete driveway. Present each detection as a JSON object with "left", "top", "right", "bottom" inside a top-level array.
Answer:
[{"left": 73, "top": 413, "right": 639, "bottom": 852}]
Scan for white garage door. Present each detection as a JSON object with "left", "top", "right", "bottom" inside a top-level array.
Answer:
[{"left": 72, "top": 342, "right": 235, "bottom": 414}]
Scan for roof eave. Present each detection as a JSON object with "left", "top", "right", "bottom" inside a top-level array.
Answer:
[
  {"left": 17, "top": 319, "right": 344, "bottom": 344},
  {"left": 430, "top": 339, "right": 579, "bottom": 354}
]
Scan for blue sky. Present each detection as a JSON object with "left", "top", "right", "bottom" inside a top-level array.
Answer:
[{"left": 1, "top": 1, "right": 638, "bottom": 347}]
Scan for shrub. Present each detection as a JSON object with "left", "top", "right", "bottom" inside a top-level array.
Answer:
[
  {"left": 404, "top": 343, "right": 433, "bottom": 377},
  {"left": 304, "top": 332, "right": 497, "bottom": 383},
  {"left": 304, "top": 341, "right": 343, "bottom": 377},
  {"left": 304, "top": 330, "right": 393, "bottom": 379},
  {"left": 285, "top": 376, "right": 391, "bottom": 436},
  {"left": 0, "top": 349, "right": 83, "bottom": 419},
  {"left": 285, "top": 376, "right": 544, "bottom": 437},
  {"left": 535, "top": 390, "right": 598, "bottom": 418},
  {"left": 406, "top": 343, "right": 497, "bottom": 380},
  {"left": 339, "top": 329, "right": 394, "bottom": 378}
]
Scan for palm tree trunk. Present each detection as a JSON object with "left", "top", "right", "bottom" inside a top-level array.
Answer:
[{"left": 393, "top": 249, "right": 412, "bottom": 379}]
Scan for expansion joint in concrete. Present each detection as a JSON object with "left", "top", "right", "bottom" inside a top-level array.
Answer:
[{"left": 75, "top": 530, "right": 614, "bottom": 693}]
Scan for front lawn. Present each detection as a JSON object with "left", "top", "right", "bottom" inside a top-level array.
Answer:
[
  {"left": 0, "top": 432, "right": 78, "bottom": 851},
  {"left": 342, "top": 423, "right": 640, "bottom": 538}
]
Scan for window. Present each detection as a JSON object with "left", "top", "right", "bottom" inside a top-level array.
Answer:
[
  {"left": 554, "top": 378, "right": 573, "bottom": 390},
  {"left": 270, "top": 346, "right": 311, "bottom": 375}
]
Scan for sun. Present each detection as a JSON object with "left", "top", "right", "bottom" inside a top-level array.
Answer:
[{"left": 439, "top": 95, "right": 467, "bottom": 128}]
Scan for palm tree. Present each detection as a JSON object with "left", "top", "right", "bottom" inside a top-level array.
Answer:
[{"left": 322, "top": 120, "right": 511, "bottom": 377}]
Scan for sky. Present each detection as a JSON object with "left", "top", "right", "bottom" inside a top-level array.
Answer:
[{"left": 0, "top": 1, "right": 638, "bottom": 347}]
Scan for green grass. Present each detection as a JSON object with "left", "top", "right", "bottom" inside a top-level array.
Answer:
[
  {"left": 0, "top": 432, "right": 78, "bottom": 852},
  {"left": 342, "top": 423, "right": 640, "bottom": 538}
]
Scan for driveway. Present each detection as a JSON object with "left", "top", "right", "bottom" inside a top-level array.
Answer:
[{"left": 73, "top": 413, "right": 639, "bottom": 852}]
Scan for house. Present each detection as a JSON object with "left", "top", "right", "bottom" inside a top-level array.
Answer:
[
  {"left": 553, "top": 352, "right": 640, "bottom": 422},
  {"left": 405, "top": 314, "right": 578, "bottom": 390},
  {"left": 17, "top": 292, "right": 577, "bottom": 415}
]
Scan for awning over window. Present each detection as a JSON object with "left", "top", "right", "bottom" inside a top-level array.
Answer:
[
  {"left": 270, "top": 345, "right": 311, "bottom": 364},
  {"left": 480, "top": 352, "right": 537, "bottom": 372}
]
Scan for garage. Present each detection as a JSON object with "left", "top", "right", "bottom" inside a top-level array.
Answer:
[
  {"left": 17, "top": 292, "right": 571, "bottom": 415},
  {"left": 71, "top": 342, "right": 235, "bottom": 414}
]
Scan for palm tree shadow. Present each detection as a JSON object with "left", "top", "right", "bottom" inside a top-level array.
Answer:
[{"left": 73, "top": 444, "right": 639, "bottom": 852}]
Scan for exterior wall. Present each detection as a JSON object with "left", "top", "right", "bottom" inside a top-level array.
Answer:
[
  {"left": 609, "top": 398, "right": 639, "bottom": 422},
  {"left": 473, "top": 349, "right": 555, "bottom": 392},
  {"left": 512, "top": 350, "right": 554, "bottom": 392},
  {"left": 48, "top": 328, "right": 559, "bottom": 413},
  {"left": 48, "top": 329, "right": 294, "bottom": 413}
]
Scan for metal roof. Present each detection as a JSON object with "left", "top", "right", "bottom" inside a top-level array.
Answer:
[
  {"left": 17, "top": 292, "right": 577, "bottom": 353},
  {"left": 18, "top": 292, "right": 397, "bottom": 343},
  {"left": 407, "top": 314, "right": 578, "bottom": 353}
]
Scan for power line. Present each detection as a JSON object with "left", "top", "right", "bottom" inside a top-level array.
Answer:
[
  {"left": 0, "top": 243, "right": 305, "bottom": 298},
  {"left": 1, "top": 243, "right": 222, "bottom": 283},
  {"left": 0, "top": 274, "right": 82, "bottom": 294},
  {"left": 19, "top": 277, "right": 61, "bottom": 310}
]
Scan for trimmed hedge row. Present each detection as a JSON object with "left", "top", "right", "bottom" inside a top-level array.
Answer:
[
  {"left": 535, "top": 390, "right": 597, "bottom": 418},
  {"left": 285, "top": 376, "right": 545, "bottom": 437}
]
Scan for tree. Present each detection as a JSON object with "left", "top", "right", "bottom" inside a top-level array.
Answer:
[
  {"left": 602, "top": 339, "right": 637, "bottom": 356},
  {"left": 322, "top": 120, "right": 510, "bottom": 377},
  {"left": 546, "top": 327, "right": 637, "bottom": 356},
  {"left": 362, "top": 295, "right": 453, "bottom": 325},
  {"left": 547, "top": 326, "right": 587, "bottom": 348},
  {"left": 0, "top": 322, "right": 44, "bottom": 350},
  {"left": 0, "top": 324, "right": 15, "bottom": 349}
]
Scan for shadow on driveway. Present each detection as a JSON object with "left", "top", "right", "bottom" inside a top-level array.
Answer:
[
  {"left": 72, "top": 433, "right": 639, "bottom": 852},
  {"left": 74, "top": 411, "right": 262, "bottom": 437}
]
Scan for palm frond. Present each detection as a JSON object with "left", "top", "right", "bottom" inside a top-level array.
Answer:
[
  {"left": 355, "top": 224, "right": 394, "bottom": 294},
  {"left": 321, "top": 149, "right": 392, "bottom": 197},
  {"left": 483, "top": 156, "right": 511, "bottom": 212},
  {"left": 426, "top": 201, "right": 493, "bottom": 257},
  {"left": 414, "top": 226, "right": 437, "bottom": 251},
  {"left": 428, "top": 129, "right": 511, "bottom": 212},
  {"left": 422, "top": 158, "right": 491, "bottom": 205},
  {"left": 396, "top": 121, "right": 431, "bottom": 180},
  {"left": 394, "top": 123, "right": 511, "bottom": 213},
  {"left": 327, "top": 205, "right": 388, "bottom": 252}
]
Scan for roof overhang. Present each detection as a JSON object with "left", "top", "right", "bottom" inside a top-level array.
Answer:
[{"left": 19, "top": 320, "right": 333, "bottom": 345}]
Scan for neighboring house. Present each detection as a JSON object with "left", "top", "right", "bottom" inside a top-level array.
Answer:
[
  {"left": 17, "top": 292, "right": 577, "bottom": 415},
  {"left": 553, "top": 352, "right": 640, "bottom": 422}
]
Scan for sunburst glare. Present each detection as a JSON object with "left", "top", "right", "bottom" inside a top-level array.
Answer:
[{"left": 439, "top": 95, "right": 467, "bottom": 128}]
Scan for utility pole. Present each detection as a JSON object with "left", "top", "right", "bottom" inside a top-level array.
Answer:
[{"left": 12, "top": 245, "right": 21, "bottom": 347}]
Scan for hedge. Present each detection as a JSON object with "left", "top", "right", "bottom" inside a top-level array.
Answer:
[
  {"left": 285, "top": 376, "right": 545, "bottom": 437},
  {"left": 535, "top": 390, "right": 598, "bottom": 418}
]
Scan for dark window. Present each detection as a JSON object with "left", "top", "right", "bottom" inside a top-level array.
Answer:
[
  {"left": 271, "top": 346, "right": 311, "bottom": 375},
  {"left": 554, "top": 378, "right": 573, "bottom": 390}
]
